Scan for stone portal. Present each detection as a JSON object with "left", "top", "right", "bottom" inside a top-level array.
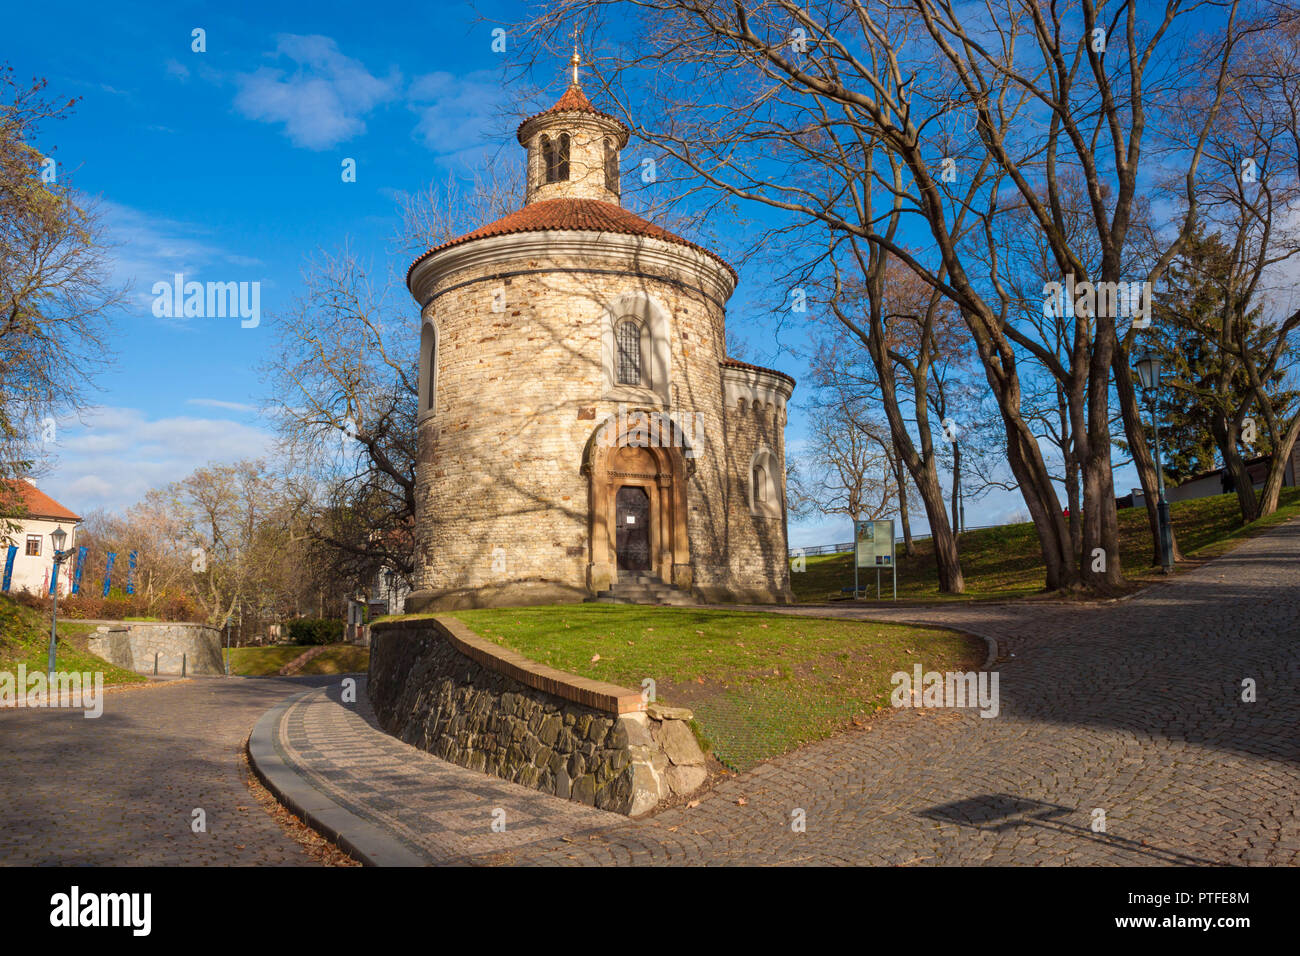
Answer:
[{"left": 585, "top": 430, "right": 692, "bottom": 592}]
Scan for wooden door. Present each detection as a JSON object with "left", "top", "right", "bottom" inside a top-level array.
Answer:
[{"left": 615, "top": 485, "right": 651, "bottom": 571}]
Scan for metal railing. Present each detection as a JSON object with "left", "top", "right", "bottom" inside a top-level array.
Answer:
[{"left": 788, "top": 522, "right": 1010, "bottom": 557}]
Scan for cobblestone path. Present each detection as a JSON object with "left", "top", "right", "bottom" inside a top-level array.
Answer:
[
  {"left": 263, "top": 518, "right": 1300, "bottom": 866},
  {"left": 0, "top": 677, "right": 330, "bottom": 866}
]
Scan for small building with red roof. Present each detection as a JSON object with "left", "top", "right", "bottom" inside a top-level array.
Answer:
[
  {"left": 0, "top": 479, "right": 81, "bottom": 597},
  {"left": 405, "top": 56, "right": 795, "bottom": 609}
]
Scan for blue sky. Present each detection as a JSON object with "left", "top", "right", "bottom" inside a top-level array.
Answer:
[
  {"left": 11, "top": 1, "right": 540, "bottom": 513},
  {"left": 11, "top": 0, "right": 1080, "bottom": 549}
]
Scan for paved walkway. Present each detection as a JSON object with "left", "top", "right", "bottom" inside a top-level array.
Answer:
[
  {"left": 0, "top": 676, "right": 332, "bottom": 866},
  {"left": 254, "top": 518, "right": 1300, "bottom": 866},
  {"left": 261, "top": 686, "right": 624, "bottom": 865},
  {"left": 5, "top": 519, "right": 1296, "bottom": 866}
]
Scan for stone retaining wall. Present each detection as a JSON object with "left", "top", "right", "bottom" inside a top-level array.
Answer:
[
  {"left": 368, "top": 616, "right": 707, "bottom": 816},
  {"left": 87, "top": 622, "right": 224, "bottom": 676}
]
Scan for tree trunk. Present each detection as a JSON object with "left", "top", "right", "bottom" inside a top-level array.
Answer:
[
  {"left": 972, "top": 328, "right": 1078, "bottom": 591},
  {"left": 1113, "top": 353, "right": 1183, "bottom": 564},
  {"left": 1079, "top": 322, "right": 1125, "bottom": 592},
  {"left": 893, "top": 452, "right": 916, "bottom": 556},
  {"left": 1257, "top": 417, "right": 1300, "bottom": 516},
  {"left": 1211, "top": 416, "right": 1260, "bottom": 523},
  {"left": 950, "top": 442, "right": 962, "bottom": 535},
  {"left": 844, "top": 308, "right": 964, "bottom": 591}
]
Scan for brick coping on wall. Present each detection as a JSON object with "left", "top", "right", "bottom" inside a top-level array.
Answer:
[
  {"left": 66, "top": 618, "right": 218, "bottom": 629},
  {"left": 371, "top": 615, "right": 646, "bottom": 716}
]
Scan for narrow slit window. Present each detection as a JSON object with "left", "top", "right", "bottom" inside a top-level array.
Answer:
[
  {"left": 425, "top": 331, "right": 436, "bottom": 410},
  {"left": 753, "top": 464, "right": 768, "bottom": 502}
]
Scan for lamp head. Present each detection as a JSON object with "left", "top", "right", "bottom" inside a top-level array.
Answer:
[{"left": 1134, "top": 348, "right": 1161, "bottom": 391}]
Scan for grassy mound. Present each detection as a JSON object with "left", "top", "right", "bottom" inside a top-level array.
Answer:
[
  {"left": 793, "top": 488, "right": 1300, "bottom": 603},
  {"left": 0, "top": 595, "right": 145, "bottom": 686},
  {"left": 452, "top": 604, "right": 982, "bottom": 771}
]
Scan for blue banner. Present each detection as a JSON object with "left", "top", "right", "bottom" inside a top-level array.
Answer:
[
  {"left": 72, "top": 546, "right": 87, "bottom": 595},
  {"left": 126, "top": 550, "right": 137, "bottom": 595},
  {"left": 1, "top": 546, "right": 15, "bottom": 592},
  {"left": 103, "top": 551, "right": 116, "bottom": 598},
  {"left": 49, "top": 559, "right": 60, "bottom": 596}
]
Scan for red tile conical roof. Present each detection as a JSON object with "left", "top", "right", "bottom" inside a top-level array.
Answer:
[
  {"left": 406, "top": 197, "right": 735, "bottom": 285},
  {"left": 517, "top": 82, "right": 629, "bottom": 143}
]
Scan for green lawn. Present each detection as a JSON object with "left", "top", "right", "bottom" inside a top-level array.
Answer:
[
  {"left": 226, "top": 643, "right": 369, "bottom": 677},
  {"left": 0, "top": 596, "right": 145, "bottom": 686},
  {"left": 792, "top": 488, "right": 1300, "bottom": 603},
  {"left": 450, "top": 604, "right": 982, "bottom": 771}
]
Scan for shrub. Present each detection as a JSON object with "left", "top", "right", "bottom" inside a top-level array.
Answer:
[{"left": 286, "top": 617, "right": 343, "bottom": 646}]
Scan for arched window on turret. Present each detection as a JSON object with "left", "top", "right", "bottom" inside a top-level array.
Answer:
[
  {"left": 749, "top": 447, "right": 782, "bottom": 517},
  {"left": 543, "top": 132, "right": 570, "bottom": 184},
  {"left": 615, "top": 318, "right": 643, "bottom": 385},
  {"left": 604, "top": 137, "right": 619, "bottom": 194}
]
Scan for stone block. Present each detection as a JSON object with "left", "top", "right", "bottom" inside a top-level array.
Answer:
[
  {"left": 667, "top": 764, "right": 708, "bottom": 796},
  {"left": 659, "top": 719, "right": 706, "bottom": 766}
]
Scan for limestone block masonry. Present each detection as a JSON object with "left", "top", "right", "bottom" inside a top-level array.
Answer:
[
  {"left": 368, "top": 617, "right": 707, "bottom": 816},
  {"left": 87, "top": 622, "right": 224, "bottom": 676},
  {"left": 403, "top": 74, "right": 796, "bottom": 610}
]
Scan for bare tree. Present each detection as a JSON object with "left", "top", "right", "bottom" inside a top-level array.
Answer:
[
  {"left": 0, "top": 66, "right": 121, "bottom": 496},
  {"left": 796, "top": 395, "right": 895, "bottom": 523},
  {"left": 515, "top": 0, "right": 1248, "bottom": 594},
  {"left": 262, "top": 159, "right": 524, "bottom": 592}
]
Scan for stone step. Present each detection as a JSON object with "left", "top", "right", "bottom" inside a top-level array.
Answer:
[{"left": 586, "top": 580, "right": 697, "bottom": 606}]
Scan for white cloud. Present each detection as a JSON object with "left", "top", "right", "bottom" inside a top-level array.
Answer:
[
  {"left": 408, "top": 69, "right": 509, "bottom": 158},
  {"left": 42, "top": 407, "right": 274, "bottom": 514},
  {"left": 98, "top": 200, "right": 267, "bottom": 317},
  {"left": 233, "top": 34, "right": 401, "bottom": 150}
]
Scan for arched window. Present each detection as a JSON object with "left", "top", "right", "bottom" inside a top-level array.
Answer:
[
  {"left": 602, "top": 293, "right": 671, "bottom": 405},
  {"left": 749, "top": 447, "right": 781, "bottom": 517},
  {"left": 556, "top": 132, "right": 570, "bottom": 180},
  {"left": 540, "top": 135, "right": 554, "bottom": 182},
  {"left": 616, "top": 318, "right": 642, "bottom": 385},
  {"left": 543, "top": 132, "right": 570, "bottom": 184},
  {"left": 604, "top": 138, "right": 619, "bottom": 193}
]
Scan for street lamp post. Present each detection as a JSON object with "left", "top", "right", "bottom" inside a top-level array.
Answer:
[
  {"left": 47, "top": 525, "right": 69, "bottom": 679},
  {"left": 1134, "top": 349, "right": 1175, "bottom": 574}
]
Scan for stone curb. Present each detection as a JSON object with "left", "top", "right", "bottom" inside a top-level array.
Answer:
[{"left": 247, "top": 689, "right": 429, "bottom": 867}]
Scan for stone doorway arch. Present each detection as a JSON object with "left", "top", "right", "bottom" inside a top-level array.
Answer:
[{"left": 582, "top": 421, "right": 692, "bottom": 593}]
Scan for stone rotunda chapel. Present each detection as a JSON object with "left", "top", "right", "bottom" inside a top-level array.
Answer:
[{"left": 404, "top": 63, "right": 795, "bottom": 611}]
